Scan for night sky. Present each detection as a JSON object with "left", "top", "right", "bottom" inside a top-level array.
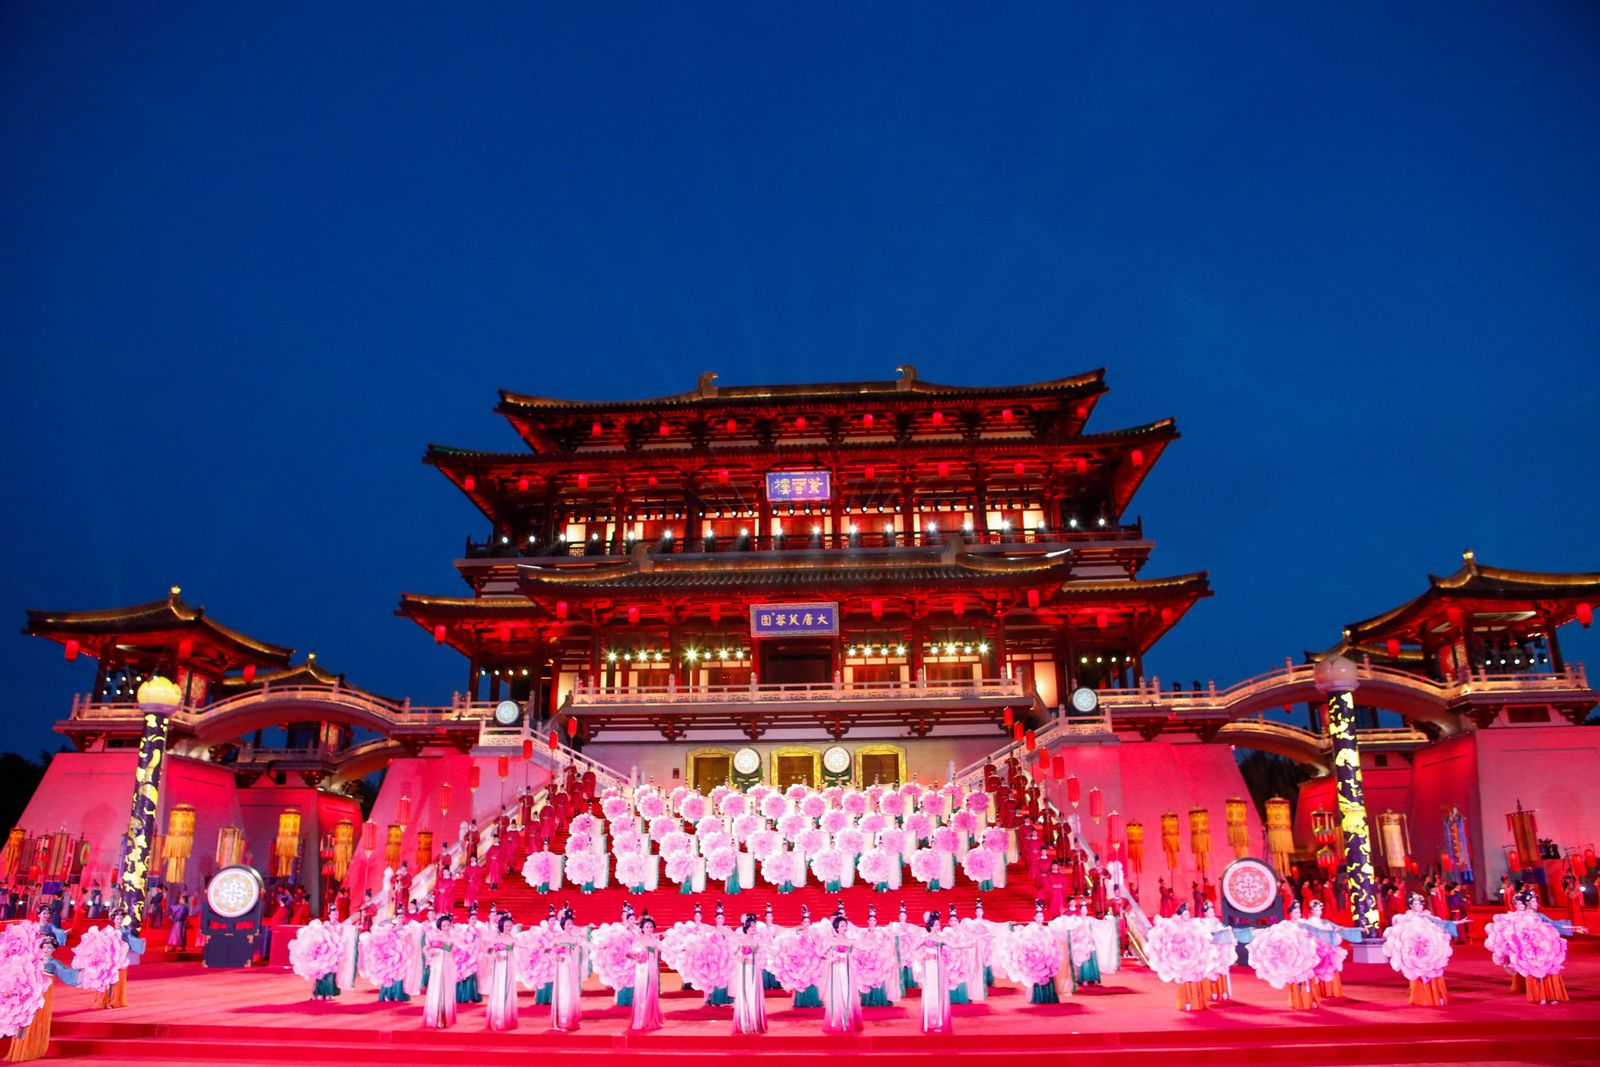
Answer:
[{"left": 3, "top": 4, "right": 1597, "bottom": 756}]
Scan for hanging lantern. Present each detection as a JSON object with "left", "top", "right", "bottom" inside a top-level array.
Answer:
[
  {"left": 385, "top": 824, "right": 403, "bottom": 868},
  {"left": 522, "top": 738, "right": 534, "bottom": 760},
  {"left": 1577, "top": 602, "right": 1592, "bottom": 627},
  {"left": 463, "top": 476, "right": 476, "bottom": 492},
  {"left": 1052, "top": 754, "right": 1066, "bottom": 780},
  {"left": 864, "top": 464, "right": 875, "bottom": 481},
  {"left": 242, "top": 664, "right": 256, "bottom": 684},
  {"left": 1130, "top": 448, "right": 1144, "bottom": 468},
  {"left": 517, "top": 476, "right": 530, "bottom": 492},
  {"left": 952, "top": 596, "right": 965, "bottom": 617},
  {"left": 1225, "top": 796, "right": 1249, "bottom": 859},
  {"left": 710, "top": 604, "right": 723, "bottom": 623},
  {"left": 1105, "top": 810, "right": 1122, "bottom": 860},
  {"left": 434, "top": 624, "right": 447, "bottom": 645},
  {"left": 215, "top": 825, "right": 244, "bottom": 869},
  {"left": 178, "top": 638, "right": 194, "bottom": 660},
  {"left": 932, "top": 411, "right": 944, "bottom": 426},
  {"left": 1439, "top": 850, "right": 1454, "bottom": 873},
  {"left": 1027, "top": 589, "right": 1040, "bottom": 608},
  {"left": 1088, "top": 786, "right": 1103, "bottom": 821},
  {"left": 566, "top": 716, "right": 578, "bottom": 738},
  {"left": 578, "top": 473, "right": 590, "bottom": 489},
  {"left": 440, "top": 783, "right": 452, "bottom": 814},
  {"left": 1012, "top": 722, "right": 1024, "bottom": 743},
  {"left": 275, "top": 809, "right": 303, "bottom": 878},
  {"left": 1013, "top": 461, "right": 1024, "bottom": 476},
  {"left": 498, "top": 755, "right": 510, "bottom": 778},
  {"left": 871, "top": 598, "right": 884, "bottom": 619},
  {"left": 628, "top": 606, "right": 640, "bottom": 625},
  {"left": 1386, "top": 638, "right": 1401, "bottom": 659},
  {"left": 863, "top": 413, "right": 874, "bottom": 429},
  {"left": 1125, "top": 820, "right": 1145, "bottom": 875},
  {"left": 469, "top": 765, "right": 482, "bottom": 791},
  {"left": 555, "top": 601, "right": 569, "bottom": 620},
  {"left": 1037, "top": 744, "right": 1050, "bottom": 766},
  {"left": 331, "top": 820, "right": 355, "bottom": 881},
  {"left": 396, "top": 795, "right": 412, "bottom": 826},
  {"left": 1064, "top": 775, "right": 1081, "bottom": 807},
  {"left": 1003, "top": 707, "right": 1014, "bottom": 727},
  {"left": 1095, "top": 612, "right": 1109, "bottom": 630},
  {"left": 161, "top": 805, "right": 196, "bottom": 883},
  {"left": 415, "top": 830, "right": 434, "bottom": 869},
  {"left": 63, "top": 639, "right": 80, "bottom": 661},
  {"left": 1188, "top": 806, "right": 1212, "bottom": 875},
  {"left": 548, "top": 730, "right": 559, "bottom": 750},
  {"left": 1267, "top": 799, "right": 1292, "bottom": 876},
  {"left": 1024, "top": 729, "right": 1036, "bottom": 751},
  {"left": 1160, "top": 811, "right": 1181, "bottom": 873},
  {"left": 360, "top": 819, "right": 376, "bottom": 855},
  {"left": 1002, "top": 408, "right": 1014, "bottom": 424}
]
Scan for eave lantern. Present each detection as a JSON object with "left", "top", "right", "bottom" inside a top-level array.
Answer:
[
  {"left": 63, "top": 639, "right": 80, "bottom": 661},
  {"left": 1225, "top": 796, "right": 1249, "bottom": 859}
]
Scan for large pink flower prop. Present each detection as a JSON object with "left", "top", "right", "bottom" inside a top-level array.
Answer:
[
  {"left": 842, "top": 791, "right": 868, "bottom": 816},
  {"left": 1485, "top": 912, "right": 1567, "bottom": 979},
  {"left": 0, "top": 954, "right": 48, "bottom": 1039},
  {"left": 860, "top": 813, "right": 888, "bottom": 834},
  {"left": 778, "top": 813, "right": 806, "bottom": 840},
  {"left": 521, "top": 850, "right": 558, "bottom": 887},
  {"left": 820, "top": 810, "right": 849, "bottom": 834},
  {"left": 615, "top": 852, "right": 649, "bottom": 888},
  {"left": 1381, "top": 915, "right": 1452, "bottom": 982},
  {"left": 1312, "top": 938, "right": 1347, "bottom": 982},
  {"left": 761, "top": 793, "right": 789, "bottom": 820},
  {"left": 809, "top": 848, "right": 846, "bottom": 883},
  {"left": 879, "top": 792, "right": 906, "bottom": 817},
  {"left": 797, "top": 828, "right": 826, "bottom": 855},
  {"left": 858, "top": 849, "right": 894, "bottom": 885},
  {"left": 850, "top": 929, "right": 896, "bottom": 992},
  {"left": 356, "top": 924, "right": 411, "bottom": 988},
  {"left": 1246, "top": 921, "right": 1319, "bottom": 989},
  {"left": 836, "top": 828, "right": 867, "bottom": 855},
  {"left": 770, "top": 927, "right": 828, "bottom": 991},
  {"left": 760, "top": 851, "right": 800, "bottom": 888},
  {"left": 676, "top": 928, "right": 735, "bottom": 991},
  {"left": 705, "top": 848, "right": 737, "bottom": 881},
  {"left": 69, "top": 925, "right": 129, "bottom": 994},
  {"left": 0, "top": 924, "right": 41, "bottom": 965},
  {"left": 965, "top": 792, "right": 990, "bottom": 815},
  {"left": 679, "top": 794, "right": 708, "bottom": 823},
  {"left": 877, "top": 828, "right": 910, "bottom": 855},
  {"left": 906, "top": 812, "right": 934, "bottom": 839},
  {"left": 288, "top": 920, "right": 346, "bottom": 983},
  {"left": 637, "top": 791, "right": 667, "bottom": 820},
  {"left": 563, "top": 832, "right": 593, "bottom": 857},
  {"left": 747, "top": 829, "right": 781, "bottom": 861},
  {"left": 932, "top": 827, "right": 960, "bottom": 853},
  {"left": 719, "top": 793, "right": 748, "bottom": 818},
  {"left": 801, "top": 794, "right": 827, "bottom": 819},
  {"left": 998, "top": 924, "right": 1059, "bottom": 986},
  {"left": 450, "top": 923, "right": 483, "bottom": 979},
  {"left": 920, "top": 793, "right": 948, "bottom": 819},
  {"left": 731, "top": 814, "right": 761, "bottom": 841},
  {"left": 1144, "top": 917, "right": 1212, "bottom": 985},
  {"left": 601, "top": 796, "right": 630, "bottom": 822},
  {"left": 569, "top": 813, "right": 599, "bottom": 836},
  {"left": 586, "top": 923, "right": 635, "bottom": 990},
  {"left": 516, "top": 926, "right": 555, "bottom": 988},
  {"left": 663, "top": 851, "right": 695, "bottom": 885},
  {"left": 647, "top": 815, "right": 677, "bottom": 842},
  {"left": 982, "top": 827, "right": 1009, "bottom": 852},
  {"left": 564, "top": 851, "right": 602, "bottom": 886},
  {"left": 960, "top": 847, "right": 1001, "bottom": 884},
  {"left": 611, "top": 828, "right": 645, "bottom": 855},
  {"left": 909, "top": 847, "right": 943, "bottom": 885}
]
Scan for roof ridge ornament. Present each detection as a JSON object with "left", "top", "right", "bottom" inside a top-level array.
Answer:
[
  {"left": 895, "top": 364, "right": 918, "bottom": 391},
  {"left": 697, "top": 372, "right": 719, "bottom": 399}
]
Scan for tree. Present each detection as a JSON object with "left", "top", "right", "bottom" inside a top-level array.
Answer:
[
  {"left": 1236, "top": 749, "right": 1312, "bottom": 822},
  {"left": 0, "top": 749, "right": 62, "bottom": 832}
]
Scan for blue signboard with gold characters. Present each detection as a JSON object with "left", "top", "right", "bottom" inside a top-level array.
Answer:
[
  {"left": 765, "top": 470, "right": 831, "bottom": 501},
  {"left": 750, "top": 602, "right": 839, "bottom": 638}
]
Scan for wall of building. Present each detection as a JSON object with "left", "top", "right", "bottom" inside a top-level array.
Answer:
[
  {"left": 16, "top": 750, "right": 139, "bottom": 890},
  {"left": 1470, "top": 726, "right": 1600, "bottom": 892}
]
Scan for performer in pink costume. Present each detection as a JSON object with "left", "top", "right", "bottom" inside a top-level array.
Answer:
[
  {"left": 917, "top": 911, "right": 953, "bottom": 1034},
  {"left": 627, "top": 915, "right": 664, "bottom": 1033},
  {"left": 731, "top": 912, "right": 768, "bottom": 1035},
  {"left": 421, "top": 914, "right": 458, "bottom": 1030},
  {"left": 483, "top": 913, "right": 519, "bottom": 1032},
  {"left": 550, "top": 908, "right": 587, "bottom": 1032},
  {"left": 822, "top": 913, "right": 863, "bottom": 1034}
]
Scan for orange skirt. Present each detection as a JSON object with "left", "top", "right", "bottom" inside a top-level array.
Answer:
[
  {"left": 1315, "top": 973, "right": 1343, "bottom": 999},
  {"left": 1287, "top": 981, "right": 1320, "bottom": 1010},
  {"left": 1407, "top": 976, "right": 1448, "bottom": 1006},
  {"left": 1509, "top": 973, "right": 1526, "bottom": 994},
  {"left": 3, "top": 984, "right": 52, "bottom": 1062},
  {"left": 1176, "top": 980, "right": 1208, "bottom": 1011},
  {"left": 1525, "top": 975, "right": 1569, "bottom": 1003}
]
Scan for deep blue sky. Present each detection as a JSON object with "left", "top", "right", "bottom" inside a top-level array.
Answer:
[{"left": 3, "top": 4, "right": 1598, "bottom": 755}]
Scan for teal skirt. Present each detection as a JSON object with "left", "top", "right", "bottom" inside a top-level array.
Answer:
[
  {"left": 707, "top": 986, "right": 733, "bottom": 1005},
  {"left": 900, "top": 965, "right": 918, "bottom": 990},
  {"left": 1077, "top": 955, "right": 1101, "bottom": 985},
  {"left": 1030, "top": 982, "right": 1059, "bottom": 1004},
  {"left": 616, "top": 986, "right": 633, "bottom": 1006},
  {"left": 763, "top": 971, "right": 782, "bottom": 991},
  {"left": 378, "top": 980, "right": 410, "bottom": 1002},
  {"left": 680, "top": 880, "right": 695, "bottom": 895},
  {"left": 950, "top": 983, "right": 970, "bottom": 1004},
  {"left": 456, "top": 974, "right": 481, "bottom": 1003},
  {"left": 535, "top": 982, "right": 553, "bottom": 1005},
  {"left": 794, "top": 985, "right": 823, "bottom": 1008},
  {"left": 861, "top": 985, "right": 891, "bottom": 1007},
  {"left": 313, "top": 973, "right": 340, "bottom": 998}
]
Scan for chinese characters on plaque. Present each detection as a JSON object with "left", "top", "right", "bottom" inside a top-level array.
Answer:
[
  {"left": 764, "top": 470, "right": 831, "bottom": 502},
  {"left": 750, "top": 602, "right": 839, "bottom": 638}
]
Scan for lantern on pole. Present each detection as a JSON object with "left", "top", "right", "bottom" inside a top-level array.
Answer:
[
  {"left": 1037, "top": 744, "right": 1050, "bottom": 766},
  {"left": 1125, "top": 819, "right": 1144, "bottom": 875},
  {"left": 414, "top": 829, "right": 434, "bottom": 870},
  {"left": 439, "top": 783, "right": 452, "bottom": 815},
  {"left": 161, "top": 805, "right": 196, "bottom": 884},
  {"left": 1024, "top": 730, "right": 1036, "bottom": 751},
  {"left": 548, "top": 730, "right": 559, "bottom": 751},
  {"left": 1225, "top": 796, "right": 1249, "bottom": 859},
  {"left": 215, "top": 825, "right": 244, "bottom": 869},
  {"left": 332, "top": 820, "right": 355, "bottom": 881},
  {"left": 1088, "top": 786, "right": 1103, "bottom": 822},
  {"left": 1012, "top": 722, "right": 1023, "bottom": 744},
  {"left": 1160, "top": 811, "right": 1181, "bottom": 873},
  {"left": 63, "top": 638, "right": 80, "bottom": 661},
  {"left": 275, "top": 809, "right": 302, "bottom": 879},
  {"left": 396, "top": 795, "right": 412, "bottom": 827},
  {"left": 385, "top": 824, "right": 403, "bottom": 868},
  {"left": 1265, "top": 797, "right": 1294, "bottom": 876},
  {"left": 567, "top": 716, "right": 579, "bottom": 738},
  {"left": 360, "top": 820, "right": 376, "bottom": 855},
  {"left": 497, "top": 755, "right": 510, "bottom": 779},
  {"left": 468, "top": 764, "right": 481, "bottom": 791},
  {"left": 1003, "top": 707, "right": 1014, "bottom": 727},
  {"left": 522, "top": 737, "right": 534, "bottom": 760},
  {"left": 1188, "top": 806, "right": 1212, "bottom": 875},
  {"left": 1052, "top": 754, "right": 1066, "bottom": 780},
  {"left": 1065, "top": 775, "right": 1081, "bottom": 808}
]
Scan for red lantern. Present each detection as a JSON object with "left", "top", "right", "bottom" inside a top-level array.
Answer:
[
  {"left": 499, "top": 623, "right": 512, "bottom": 643},
  {"left": 952, "top": 597, "right": 965, "bottom": 617},
  {"left": 497, "top": 755, "right": 510, "bottom": 779},
  {"left": 555, "top": 601, "right": 568, "bottom": 620},
  {"left": 863, "top": 413, "right": 874, "bottom": 428},
  {"left": 1585, "top": 847, "right": 1597, "bottom": 871},
  {"left": 361, "top": 821, "right": 376, "bottom": 853},
  {"left": 522, "top": 738, "right": 534, "bottom": 760},
  {"left": 1507, "top": 848, "right": 1520, "bottom": 870},
  {"left": 628, "top": 606, "right": 640, "bottom": 625},
  {"left": 725, "top": 418, "right": 736, "bottom": 433},
  {"left": 1579, "top": 602, "right": 1593, "bottom": 628},
  {"left": 1088, "top": 786, "right": 1103, "bottom": 820},
  {"left": 864, "top": 464, "right": 875, "bottom": 481},
  {"left": 1002, "top": 408, "right": 1014, "bottom": 424},
  {"left": 1386, "top": 638, "right": 1401, "bottom": 659},
  {"left": 1037, "top": 757, "right": 1052, "bottom": 780},
  {"left": 1037, "top": 744, "right": 1050, "bottom": 765},
  {"left": 710, "top": 604, "right": 722, "bottom": 623},
  {"left": 590, "top": 421, "right": 603, "bottom": 436},
  {"left": 1013, "top": 461, "right": 1024, "bottom": 477},
  {"left": 468, "top": 765, "right": 481, "bottom": 791},
  {"left": 440, "top": 783, "right": 452, "bottom": 814},
  {"left": 566, "top": 717, "right": 578, "bottom": 738},
  {"left": 63, "top": 639, "right": 79, "bottom": 661},
  {"left": 718, "top": 468, "right": 729, "bottom": 485},
  {"left": 1095, "top": 612, "right": 1109, "bottom": 630},
  {"left": 1012, "top": 722, "right": 1024, "bottom": 743},
  {"left": 178, "top": 638, "right": 194, "bottom": 660},
  {"left": 871, "top": 598, "right": 883, "bottom": 619},
  {"left": 433, "top": 624, "right": 447, "bottom": 644},
  {"left": 548, "top": 730, "right": 559, "bottom": 751},
  {"left": 1439, "top": 851, "right": 1454, "bottom": 872},
  {"left": 577, "top": 473, "right": 589, "bottom": 489},
  {"left": 517, "top": 476, "right": 530, "bottom": 492},
  {"left": 932, "top": 411, "right": 944, "bottom": 426},
  {"left": 1026, "top": 589, "right": 1040, "bottom": 608},
  {"left": 659, "top": 421, "right": 671, "bottom": 437},
  {"left": 1066, "top": 775, "right": 1081, "bottom": 807},
  {"left": 937, "top": 462, "right": 950, "bottom": 479},
  {"left": 1003, "top": 707, "right": 1014, "bottom": 727},
  {"left": 1052, "top": 754, "right": 1066, "bottom": 779},
  {"left": 1024, "top": 730, "right": 1036, "bottom": 751},
  {"left": 463, "top": 475, "right": 476, "bottom": 491},
  {"left": 1130, "top": 448, "right": 1144, "bottom": 468},
  {"left": 795, "top": 416, "right": 807, "bottom": 432},
  {"left": 242, "top": 664, "right": 256, "bottom": 683}
]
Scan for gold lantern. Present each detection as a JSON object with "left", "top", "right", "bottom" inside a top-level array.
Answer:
[
  {"left": 332, "top": 820, "right": 355, "bottom": 881},
  {"left": 1125, "top": 820, "right": 1145, "bottom": 875},
  {"left": 385, "top": 824, "right": 403, "bottom": 868},
  {"left": 275, "top": 809, "right": 302, "bottom": 878},
  {"left": 1225, "top": 796, "right": 1249, "bottom": 859},
  {"left": 1265, "top": 797, "right": 1295, "bottom": 876},
  {"left": 1161, "top": 810, "right": 1181, "bottom": 873},
  {"left": 1377, "top": 811, "right": 1410, "bottom": 874},
  {"left": 215, "top": 826, "right": 244, "bottom": 868},
  {"left": 0, "top": 828, "right": 24, "bottom": 881},
  {"left": 1188, "top": 806, "right": 1212, "bottom": 875},
  {"left": 415, "top": 830, "right": 434, "bottom": 870},
  {"left": 161, "top": 805, "right": 196, "bottom": 884}
]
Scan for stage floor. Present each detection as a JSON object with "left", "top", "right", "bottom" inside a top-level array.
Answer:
[{"left": 38, "top": 941, "right": 1600, "bottom": 1065}]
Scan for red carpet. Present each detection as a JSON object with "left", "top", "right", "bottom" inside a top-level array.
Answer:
[{"left": 30, "top": 938, "right": 1600, "bottom": 1065}]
